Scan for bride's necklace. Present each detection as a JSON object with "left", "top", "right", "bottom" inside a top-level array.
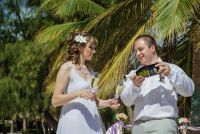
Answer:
[
  {"left": 77, "top": 65, "right": 89, "bottom": 76},
  {"left": 80, "top": 67, "right": 88, "bottom": 76}
]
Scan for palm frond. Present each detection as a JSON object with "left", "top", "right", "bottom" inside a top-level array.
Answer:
[
  {"left": 153, "top": 0, "right": 200, "bottom": 39},
  {"left": 40, "top": 0, "right": 62, "bottom": 9},
  {"left": 84, "top": 2, "right": 124, "bottom": 32},
  {"left": 97, "top": 24, "right": 146, "bottom": 99},
  {"left": 35, "top": 21, "right": 88, "bottom": 43},
  {"left": 177, "top": 96, "right": 191, "bottom": 117},
  {"left": 78, "top": 0, "right": 154, "bottom": 99},
  {"left": 101, "top": 0, "right": 121, "bottom": 7},
  {"left": 43, "top": 0, "right": 152, "bottom": 94},
  {"left": 41, "top": 0, "right": 105, "bottom": 18},
  {"left": 84, "top": 0, "right": 153, "bottom": 71},
  {"left": 191, "top": 22, "right": 200, "bottom": 51},
  {"left": 196, "top": 42, "right": 200, "bottom": 50},
  {"left": 174, "top": 35, "right": 192, "bottom": 75},
  {"left": 44, "top": 44, "right": 67, "bottom": 94}
]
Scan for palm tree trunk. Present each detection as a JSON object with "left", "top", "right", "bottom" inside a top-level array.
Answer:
[
  {"left": 190, "top": 22, "right": 200, "bottom": 134},
  {"left": 192, "top": 49, "right": 200, "bottom": 87},
  {"left": 192, "top": 20, "right": 200, "bottom": 87},
  {"left": 41, "top": 119, "right": 46, "bottom": 134},
  {"left": 10, "top": 115, "right": 17, "bottom": 133},
  {"left": 2, "top": 118, "right": 6, "bottom": 134},
  {"left": 22, "top": 117, "right": 27, "bottom": 134},
  {"left": 190, "top": 46, "right": 200, "bottom": 134},
  {"left": 42, "top": 110, "right": 58, "bottom": 130},
  {"left": 10, "top": 119, "right": 14, "bottom": 133}
]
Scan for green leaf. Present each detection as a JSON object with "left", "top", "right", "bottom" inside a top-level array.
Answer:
[
  {"left": 154, "top": 0, "right": 200, "bottom": 39},
  {"left": 36, "top": 21, "right": 88, "bottom": 43},
  {"left": 41, "top": 0, "right": 105, "bottom": 18},
  {"left": 97, "top": 24, "right": 147, "bottom": 99}
]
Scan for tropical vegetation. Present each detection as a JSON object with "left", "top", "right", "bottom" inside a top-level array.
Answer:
[{"left": 0, "top": 0, "right": 200, "bottom": 133}]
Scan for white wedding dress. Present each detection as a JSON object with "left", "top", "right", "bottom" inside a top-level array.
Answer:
[{"left": 56, "top": 65, "right": 103, "bottom": 134}]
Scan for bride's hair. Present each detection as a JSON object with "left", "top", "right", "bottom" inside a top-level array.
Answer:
[{"left": 60, "top": 32, "right": 98, "bottom": 69}]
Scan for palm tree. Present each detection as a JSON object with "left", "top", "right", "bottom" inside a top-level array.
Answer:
[
  {"left": 37, "top": 0, "right": 200, "bottom": 93},
  {"left": 190, "top": 13, "right": 200, "bottom": 128},
  {"left": 36, "top": 0, "right": 200, "bottom": 127}
]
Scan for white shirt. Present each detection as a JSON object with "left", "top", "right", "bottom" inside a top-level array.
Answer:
[{"left": 120, "top": 63, "right": 194, "bottom": 121}]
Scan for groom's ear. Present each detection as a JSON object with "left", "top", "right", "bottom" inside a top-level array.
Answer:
[{"left": 150, "top": 44, "right": 156, "bottom": 53}]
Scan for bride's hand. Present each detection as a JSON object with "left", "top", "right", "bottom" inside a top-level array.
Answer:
[
  {"left": 108, "top": 98, "right": 120, "bottom": 109},
  {"left": 79, "top": 89, "right": 95, "bottom": 101}
]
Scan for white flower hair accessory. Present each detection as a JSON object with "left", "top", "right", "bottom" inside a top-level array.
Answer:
[{"left": 74, "top": 34, "right": 87, "bottom": 44}]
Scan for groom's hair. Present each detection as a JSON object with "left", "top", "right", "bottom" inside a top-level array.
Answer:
[{"left": 135, "top": 34, "right": 157, "bottom": 48}]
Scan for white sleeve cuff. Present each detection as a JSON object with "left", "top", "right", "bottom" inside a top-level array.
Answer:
[{"left": 166, "top": 64, "right": 177, "bottom": 82}]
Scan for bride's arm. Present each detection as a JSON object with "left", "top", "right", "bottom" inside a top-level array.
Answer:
[
  {"left": 96, "top": 98, "right": 120, "bottom": 109},
  {"left": 51, "top": 63, "right": 80, "bottom": 107},
  {"left": 51, "top": 63, "right": 96, "bottom": 107}
]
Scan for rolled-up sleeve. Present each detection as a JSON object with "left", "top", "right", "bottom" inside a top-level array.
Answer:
[
  {"left": 120, "top": 78, "right": 141, "bottom": 107},
  {"left": 167, "top": 64, "right": 194, "bottom": 97}
]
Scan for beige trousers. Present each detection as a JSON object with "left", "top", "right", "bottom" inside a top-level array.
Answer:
[{"left": 132, "top": 118, "right": 178, "bottom": 134}]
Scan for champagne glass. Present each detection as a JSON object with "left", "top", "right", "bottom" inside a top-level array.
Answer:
[
  {"left": 90, "top": 72, "right": 99, "bottom": 95},
  {"left": 115, "top": 80, "right": 125, "bottom": 99}
]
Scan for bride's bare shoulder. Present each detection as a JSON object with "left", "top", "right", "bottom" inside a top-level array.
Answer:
[{"left": 59, "top": 61, "right": 74, "bottom": 72}]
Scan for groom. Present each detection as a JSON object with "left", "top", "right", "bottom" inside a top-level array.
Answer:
[{"left": 120, "top": 34, "right": 194, "bottom": 134}]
